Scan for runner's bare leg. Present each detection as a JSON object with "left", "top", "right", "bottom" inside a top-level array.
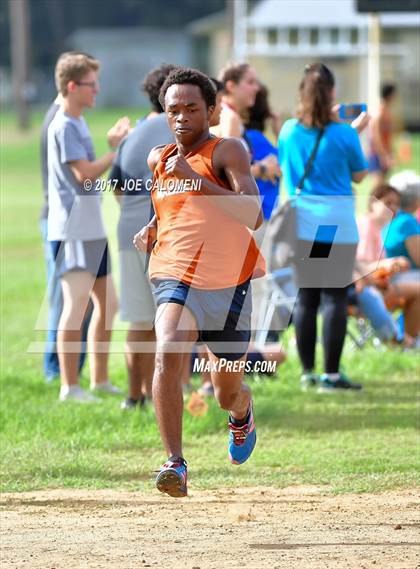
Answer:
[
  {"left": 209, "top": 352, "right": 251, "bottom": 421},
  {"left": 153, "top": 302, "right": 197, "bottom": 457}
]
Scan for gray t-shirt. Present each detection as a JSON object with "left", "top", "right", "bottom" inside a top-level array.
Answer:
[
  {"left": 47, "top": 109, "right": 106, "bottom": 241},
  {"left": 109, "top": 113, "right": 174, "bottom": 251}
]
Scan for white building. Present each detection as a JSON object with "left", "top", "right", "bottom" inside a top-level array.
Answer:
[
  {"left": 189, "top": 0, "right": 420, "bottom": 127},
  {"left": 69, "top": 27, "right": 192, "bottom": 107}
]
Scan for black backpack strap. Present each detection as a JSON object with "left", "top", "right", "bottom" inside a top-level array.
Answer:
[{"left": 296, "top": 128, "right": 324, "bottom": 194}]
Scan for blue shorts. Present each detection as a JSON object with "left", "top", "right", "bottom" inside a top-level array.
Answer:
[
  {"left": 152, "top": 279, "right": 252, "bottom": 361},
  {"left": 50, "top": 239, "right": 111, "bottom": 278}
]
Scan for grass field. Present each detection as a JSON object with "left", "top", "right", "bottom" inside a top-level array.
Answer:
[{"left": 0, "top": 108, "right": 419, "bottom": 496}]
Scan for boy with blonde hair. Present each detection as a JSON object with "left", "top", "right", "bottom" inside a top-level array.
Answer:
[{"left": 48, "top": 52, "right": 129, "bottom": 402}]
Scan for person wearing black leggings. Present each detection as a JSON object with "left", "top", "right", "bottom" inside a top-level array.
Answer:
[
  {"left": 294, "top": 287, "right": 349, "bottom": 375},
  {"left": 278, "top": 63, "right": 369, "bottom": 391}
]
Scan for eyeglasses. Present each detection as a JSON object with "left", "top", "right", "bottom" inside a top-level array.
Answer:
[{"left": 75, "top": 81, "right": 99, "bottom": 89}]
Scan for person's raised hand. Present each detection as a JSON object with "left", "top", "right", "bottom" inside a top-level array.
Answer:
[
  {"left": 165, "top": 150, "right": 196, "bottom": 180},
  {"left": 107, "top": 116, "right": 131, "bottom": 150},
  {"left": 261, "top": 154, "right": 281, "bottom": 183},
  {"left": 331, "top": 104, "right": 341, "bottom": 123},
  {"left": 351, "top": 111, "right": 371, "bottom": 134},
  {"left": 133, "top": 223, "right": 157, "bottom": 254}
]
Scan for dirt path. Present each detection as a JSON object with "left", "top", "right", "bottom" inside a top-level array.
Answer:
[{"left": 1, "top": 486, "right": 419, "bottom": 568}]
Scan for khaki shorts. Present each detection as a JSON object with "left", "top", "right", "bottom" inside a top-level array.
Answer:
[{"left": 119, "top": 249, "right": 156, "bottom": 324}]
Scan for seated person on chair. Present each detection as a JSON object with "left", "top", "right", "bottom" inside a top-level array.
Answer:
[{"left": 355, "top": 183, "right": 417, "bottom": 344}]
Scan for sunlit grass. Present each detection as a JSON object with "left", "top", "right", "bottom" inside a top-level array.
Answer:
[{"left": 1, "top": 110, "right": 419, "bottom": 495}]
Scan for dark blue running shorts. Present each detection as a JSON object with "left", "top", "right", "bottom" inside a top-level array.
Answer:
[{"left": 152, "top": 278, "right": 252, "bottom": 361}]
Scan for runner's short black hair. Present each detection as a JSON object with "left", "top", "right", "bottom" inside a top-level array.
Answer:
[
  {"left": 159, "top": 67, "right": 216, "bottom": 109},
  {"left": 142, "top": 63, "right": 179, "bottom": 113},
  {"left": 210, "top": 77, "right": 224, "bottom": 93}
]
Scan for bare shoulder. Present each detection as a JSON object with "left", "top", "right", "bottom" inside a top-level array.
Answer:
[
  {"left": 147, "top": 145, "right": 167, "bottom": 172},
  {"left": 213, "top": 136, "right": 250, "bottom": 166}
]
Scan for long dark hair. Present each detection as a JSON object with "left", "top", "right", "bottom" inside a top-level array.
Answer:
[
  {"left": 297, "top": 63, "right": 335, "bottom": 128},
  {"left": 244, "top": 83, "right": 272, "bottom": 132}
]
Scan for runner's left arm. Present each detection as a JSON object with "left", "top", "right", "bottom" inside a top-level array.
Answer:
[{"left": 164, "top": 138, "right": 263, "bottom": 230}]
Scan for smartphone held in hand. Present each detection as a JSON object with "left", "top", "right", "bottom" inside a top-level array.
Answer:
[{"left": 339, "top": 103, "right": 367, "bottom": 121}]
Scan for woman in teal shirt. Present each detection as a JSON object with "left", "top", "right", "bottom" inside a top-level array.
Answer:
[
  {"left": 384, "top": 172, "right": 420, "bottom": 268},
  {"left": 383, "top": 172, "right": 420, "bottom": 338},
  {"left": 278, "top": 63, "right": 369, "bottom": 392}
]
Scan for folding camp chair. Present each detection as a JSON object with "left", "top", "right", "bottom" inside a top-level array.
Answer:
[{"left": 255, "top": 267, "right": 297, "bottom": 348}]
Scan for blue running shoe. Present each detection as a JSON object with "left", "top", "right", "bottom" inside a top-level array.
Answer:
[
  {"left": 155, "top": 457, "right": 188, "bottom": 498},
  {"left": 228, "top": 404, "right": 256, "bottom": 465}
]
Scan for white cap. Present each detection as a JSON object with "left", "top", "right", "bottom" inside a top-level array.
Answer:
[
  {"left": 389, "top": 170, "right": 420, "bottom": 193},
  {"left": 389, "top": 170, "right": 420, "bottom": 209}
]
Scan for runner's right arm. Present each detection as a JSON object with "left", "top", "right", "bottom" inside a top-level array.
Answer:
[
  {"left": 133, "top": 215, "right": 157, "bottom": 253},
  {"left": 132, "top": 145, "right": 164, "bottom": 252}
]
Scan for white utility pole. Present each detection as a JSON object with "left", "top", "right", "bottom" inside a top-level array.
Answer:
[
  {"left": 367, "top": 13, "right": 381, "bottom": 114},
  {"left": 9, "top": 0, "right": 31, "bottom": 130},
  {"left": 233, "top": 0, "right": 247, "bottom": 62}
]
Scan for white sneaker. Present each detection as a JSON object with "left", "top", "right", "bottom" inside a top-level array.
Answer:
[
  {"left": 59, "top": 385, "right": 101, "bottom": 403},
  {"left": 91, "top": 381, "right": 122, "bottom": 395}
]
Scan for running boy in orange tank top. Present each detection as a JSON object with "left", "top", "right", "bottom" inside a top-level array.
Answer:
[{"left": 134, "top": 68, "right": 265, "bottom": 498}]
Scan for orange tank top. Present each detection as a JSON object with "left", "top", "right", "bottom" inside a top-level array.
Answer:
[{"left": 149, "top": 137, "right": 265, "bottom": 289}]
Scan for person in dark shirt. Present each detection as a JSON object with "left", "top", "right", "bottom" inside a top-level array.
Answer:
[{"left": 109, "top": 64, "right": 176, "bottom": 410}]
